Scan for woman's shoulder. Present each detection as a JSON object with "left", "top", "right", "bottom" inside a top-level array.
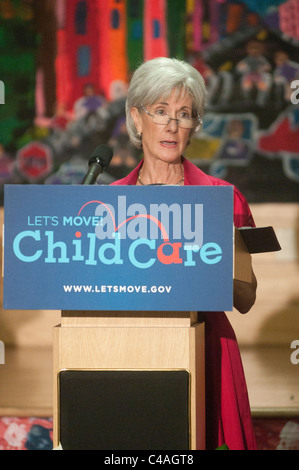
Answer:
[{"left": 183, "top": 158, "right": 232, "bottom": 187}]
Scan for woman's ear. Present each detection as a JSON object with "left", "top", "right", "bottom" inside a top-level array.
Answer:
[{"left": 130, "top": 107, "right": 142, "bottom": 134}]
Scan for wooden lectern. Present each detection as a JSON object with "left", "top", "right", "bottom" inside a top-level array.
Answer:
[{"left": 53, "top": 310, "right": 205, "bottom": 450}]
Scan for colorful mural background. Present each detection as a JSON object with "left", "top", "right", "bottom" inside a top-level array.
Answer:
[{"left": 0, "top": 0, "right": 298, "bottom": 204}]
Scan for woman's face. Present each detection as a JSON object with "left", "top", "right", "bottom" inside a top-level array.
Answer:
[{"left": 131, "top": 89, "right": 193, "bottom": 165}]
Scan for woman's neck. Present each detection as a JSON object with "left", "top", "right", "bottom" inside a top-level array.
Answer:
[{"left": 137, "top": 159, "right": 184, "bottom": 186}]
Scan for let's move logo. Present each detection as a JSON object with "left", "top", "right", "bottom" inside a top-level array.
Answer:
[{"left": 0, "top": 80, "right": 4, "bottom": 105}]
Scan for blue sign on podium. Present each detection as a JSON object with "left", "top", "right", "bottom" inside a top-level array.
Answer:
[{"left": 3, "top": 184, "right": 234, "bottom": 311}]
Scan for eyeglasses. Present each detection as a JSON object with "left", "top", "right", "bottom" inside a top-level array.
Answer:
[{"left": 141, "top": 105, "right": 201, "bottom": 130}]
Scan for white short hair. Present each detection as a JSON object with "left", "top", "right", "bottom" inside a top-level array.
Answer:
[{"left": 126, "top": 57, "right": 208, "bottom": 148}]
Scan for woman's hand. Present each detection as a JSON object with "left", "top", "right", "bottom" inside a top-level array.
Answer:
[{"left": 233, "top": 268, "right": 257, "bottom": 314}]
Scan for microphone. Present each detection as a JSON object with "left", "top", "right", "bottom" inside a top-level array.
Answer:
[{"left": 82, "top": 144, "right": 113, "bottom": 185}]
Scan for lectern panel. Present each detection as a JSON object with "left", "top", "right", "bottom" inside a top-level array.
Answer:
[{"left": 59, "top": 369, "right": 190, "bottom": 450}]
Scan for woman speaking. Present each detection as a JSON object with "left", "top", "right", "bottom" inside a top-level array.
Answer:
[{"left": 111, "top": 57, "right": 257, "bottom": 450}]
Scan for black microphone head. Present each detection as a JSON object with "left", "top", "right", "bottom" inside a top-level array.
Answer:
[{"left": 88, "top": 144, "right": 113, "bottom": 171}]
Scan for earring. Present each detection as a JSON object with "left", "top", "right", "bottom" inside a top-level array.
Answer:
[{"left": 137, "top": 132, "right": 142, "bottom": 140}]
